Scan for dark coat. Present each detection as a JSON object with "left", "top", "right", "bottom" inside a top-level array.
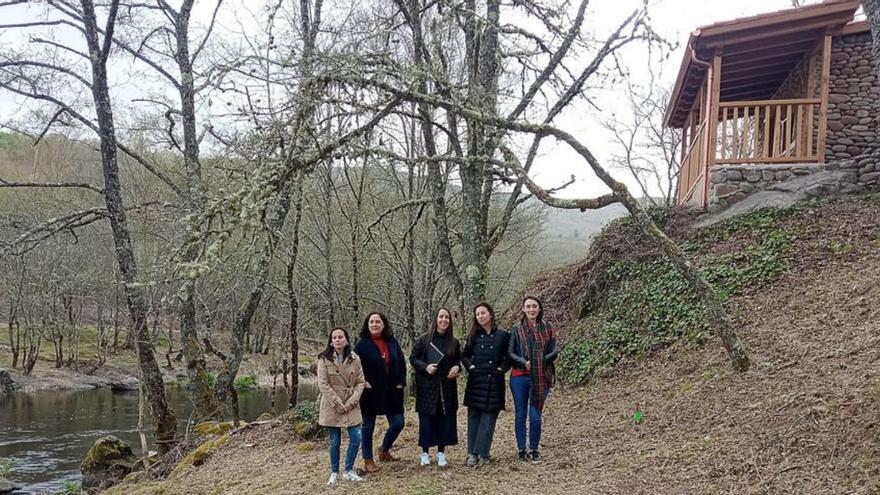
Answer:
[
  {"left": 409, "top": 332, "right": 462, "bottom": 416},
  {"left": 354, "top": 335, "right": 407, "bottom": 417},
  {"left": 508, "top": 321, "right": 560, "bottom": 372},
  {"left": 461, "top": 327, "right": 510, "bottom": 412}
]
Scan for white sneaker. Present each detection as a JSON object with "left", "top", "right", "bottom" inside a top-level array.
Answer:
[
  {"left": 420, "top": 452, "right": 430, "bottom": 466},
  {"left": 327, "top": 473, "right": 338, "bottom": 485},
  {"left": 343, "top": 470, "right": 364, "bottom": 482},
  {"left": 437, "top": 452, "right": 448, "bottom": 467}
]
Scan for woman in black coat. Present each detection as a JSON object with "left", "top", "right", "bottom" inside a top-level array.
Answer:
[
  {"left": 353, "top": 312, "right": 406, "bottom": 473},
  {"left": 461, "top": 301, "right": 510, "bottom": 467},
  {"left": 410, "top": 308, "right": 461, "bottom": 468}
]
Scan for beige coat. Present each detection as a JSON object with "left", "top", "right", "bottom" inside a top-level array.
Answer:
[{"left": 316, "top": 352, "right": 366, "bottom": 428}]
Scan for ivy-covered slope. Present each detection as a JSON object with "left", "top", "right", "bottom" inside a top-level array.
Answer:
[{"left": 515, "top": 194, "right": 880, "bottom": 385}]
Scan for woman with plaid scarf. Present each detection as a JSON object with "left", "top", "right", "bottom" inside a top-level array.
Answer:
[{"left": 508, "top": 295, "right": 558, "bottom": 463}]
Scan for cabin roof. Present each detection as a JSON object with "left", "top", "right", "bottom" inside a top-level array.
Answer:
[{"left": 664, "top": 0, "right": 862, "bottom": 129}]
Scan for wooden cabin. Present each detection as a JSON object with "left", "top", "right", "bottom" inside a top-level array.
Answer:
[{"left": 665, "top": 0, "right": 880, "bottom": 208}]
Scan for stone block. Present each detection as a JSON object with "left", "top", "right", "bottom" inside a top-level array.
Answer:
[
  {"left": 775, "top": 170, "right": 792, "bottom": 181},
  {"left": 860, "top": 171, "right": 880, "bottom": 183},
  {"left": 743, "top": 170, "right": 762, "bottom": 182},
  {"left": 725, "top": 169, "right": 742, "bottom": 181},
  {"left": 713, "top": 183, "right": 739, "bottom": 199}
]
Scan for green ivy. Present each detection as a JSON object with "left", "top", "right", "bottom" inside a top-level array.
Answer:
[
  {"left": 558, "top": 207, "right": 794, "bottom": 385},
  {"left": 233, "top": 375, "right": 258, "bottom": 393}
]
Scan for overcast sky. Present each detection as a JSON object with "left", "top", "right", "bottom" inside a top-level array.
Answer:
[{"left": 0, "top": 0, "right": 838, "bottom": 200}]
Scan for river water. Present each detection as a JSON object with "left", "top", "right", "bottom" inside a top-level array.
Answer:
[{"left": 0, "top": 384, "right": 317, "bottom": 493}]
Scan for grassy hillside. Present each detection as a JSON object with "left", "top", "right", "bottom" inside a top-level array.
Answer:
[{"left": 105, "top": 194, "right": 880, "bottom": 494}]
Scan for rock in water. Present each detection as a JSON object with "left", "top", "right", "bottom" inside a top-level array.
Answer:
[
  {"left": 0, "top": 369, "right": 18, "bottom": 394},
  {"left": 0, "top": 476, "right": 21, "bottom": 494},
  {"left": 81, "top": 435, "right": 137, "bottom": 492}
]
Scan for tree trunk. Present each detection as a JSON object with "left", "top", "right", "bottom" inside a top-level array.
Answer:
[
  {"left": 287, "top": 171, "right": 305, "bottom": 408},
  {"left": 319, "top": 161, "right": 339, "bottom": 328},
  {"left": 863, "top": 1, "right": 880, "bottom": 78},
  {"left": 80, "top": 0, "right": 177, "bottom": 452}
]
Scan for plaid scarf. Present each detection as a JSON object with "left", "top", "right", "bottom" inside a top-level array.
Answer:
[{"left": 518, "top": 319, "right": 555, "bottom": 411}]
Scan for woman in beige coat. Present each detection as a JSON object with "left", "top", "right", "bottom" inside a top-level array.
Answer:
[{"left": 316, "top": 327, "right": 366, "bottom": 485}]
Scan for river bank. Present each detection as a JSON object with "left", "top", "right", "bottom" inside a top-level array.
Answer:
[
  {"left": 0, "top": 364, "right": 140, "bottom": 394},
  {"left": 0, "top": 337, "right": 315, "bottom": 395}
]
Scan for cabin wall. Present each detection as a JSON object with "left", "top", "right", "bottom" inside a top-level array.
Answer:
[
  {"left": 773, "top": 53, "right": 812, "bottom": 100},
  {"left": 827, "top": 32, "right": 880, "bottom": 187}
]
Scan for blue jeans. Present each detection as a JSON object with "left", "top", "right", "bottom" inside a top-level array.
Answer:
[
  {"left": 327, "top": 425, "right": 362, "bottom": 473},
  {"left": 361, "top": 413, "right": 404, "bottom": 460},
  {"left": 510, "top": 375, "right": 549, "bottom": 451}
]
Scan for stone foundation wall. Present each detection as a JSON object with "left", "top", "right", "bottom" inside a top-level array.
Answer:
[
  {"left": 708, "top": 163, "right": 826, "bottom": 208},
  {"left": 827, "top": 32, "right": 880, "bottom": 188}
]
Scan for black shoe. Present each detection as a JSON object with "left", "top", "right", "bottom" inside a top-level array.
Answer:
[
  {"left": 517, "top": 450, "right": 528, "bottom": 462},
  {"left": 528, "top": 450, "right": 541, "bottom": 463}
]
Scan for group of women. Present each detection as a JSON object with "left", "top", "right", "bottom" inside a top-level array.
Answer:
[{"left": 315, "top": 296, "right": 558, "bottom": 485}]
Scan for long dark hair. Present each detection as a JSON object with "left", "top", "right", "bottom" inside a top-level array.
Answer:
[
  {"left": 318, "top": 326, "right": 352, "bottom": 362},
  {"left": 359, "top": 312, "right": 393, "bottom": 340},
  {"left": 519, "top": 295, "right": 545, "bottom": 330},
  {"left": 424, "top": 307, "right": 456, "bottom": 356},
  {"left": 467, "top": 301, "right": 496, "bottom": 349}
]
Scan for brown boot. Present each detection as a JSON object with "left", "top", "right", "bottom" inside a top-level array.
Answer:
[
  {"left": 378, "top": 448, "right": 400, "bottom": 462},
  {"left": 363, "top": 459, "right": 381, "bottom": 473}
]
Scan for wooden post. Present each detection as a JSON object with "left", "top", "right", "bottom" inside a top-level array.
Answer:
[
  {"left": 817, "top": 33, "right": 832, "bottom": 163},
  {"left": 703, "top": 50, "right": 722, "bottom": 207}
]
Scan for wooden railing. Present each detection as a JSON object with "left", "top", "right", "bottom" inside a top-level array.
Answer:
[
  {"left": 677, "top": 119, "right": 708, "bottom": 205},
  {"left": 716, "top": 98, "right": 821, "bottom": 164}
]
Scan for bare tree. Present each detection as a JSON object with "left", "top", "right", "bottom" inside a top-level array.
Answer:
[
  {"left": 603, "top": 76, "right": 681, "bottom": 207},
  {"left": 0, "top": 0, "right": 178, "bottom": 450}
]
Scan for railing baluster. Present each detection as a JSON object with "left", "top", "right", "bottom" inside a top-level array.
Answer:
[
  {"left": 807, "top": 103, "right": 814, "bottom": 158},
  {"left": 753, "top": 105, "right": 760, "bottom": 161},
  {"left": 795, "top": 104, "right": 804, "bottom": 159},
  {"left": 785, "top": 104, "right": 793, "bottom": 157},
  {"left": 774, "top": 105, "right": 782, "bottom": 157},
  {"left": 721, "top": 108, "right": 728, "bottom": 160},
  {"left": 732, "top": 107, "right": 739, "bottom": 159},
  {"left": 763, "top": 105, "right": 771, "bottom": 159},
  {"left": 742, "top": 106, "right": 750, "bottom": 161}
]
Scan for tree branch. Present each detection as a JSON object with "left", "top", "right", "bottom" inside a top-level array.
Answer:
[{"left": 0, "top": 178, "right": 104, "bottom": 194}]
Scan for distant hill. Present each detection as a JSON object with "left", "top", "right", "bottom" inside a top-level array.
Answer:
[{"left": 527, "top": 197, "right": 628, "bottom": 268}]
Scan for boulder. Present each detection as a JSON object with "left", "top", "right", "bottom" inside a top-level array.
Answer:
[
  {"left": 279, "top": 400, "right": 323, "bottom": 440},
  {"left": 81, "top": 436, "right": 137, "bottom": 492},
  {"left": 0, "top": 476, "right": 21, "bottom": 494},
  {"left": 0, "top": 369, "right": 18, "bottom": 394}
]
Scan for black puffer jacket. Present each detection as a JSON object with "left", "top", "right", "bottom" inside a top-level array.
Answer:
[
  {"left": 410, "top": 332, "right": 461, "bottom": 416},
  {"left": 461, "top": 327, "right": 510, "bottom": 412}
]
